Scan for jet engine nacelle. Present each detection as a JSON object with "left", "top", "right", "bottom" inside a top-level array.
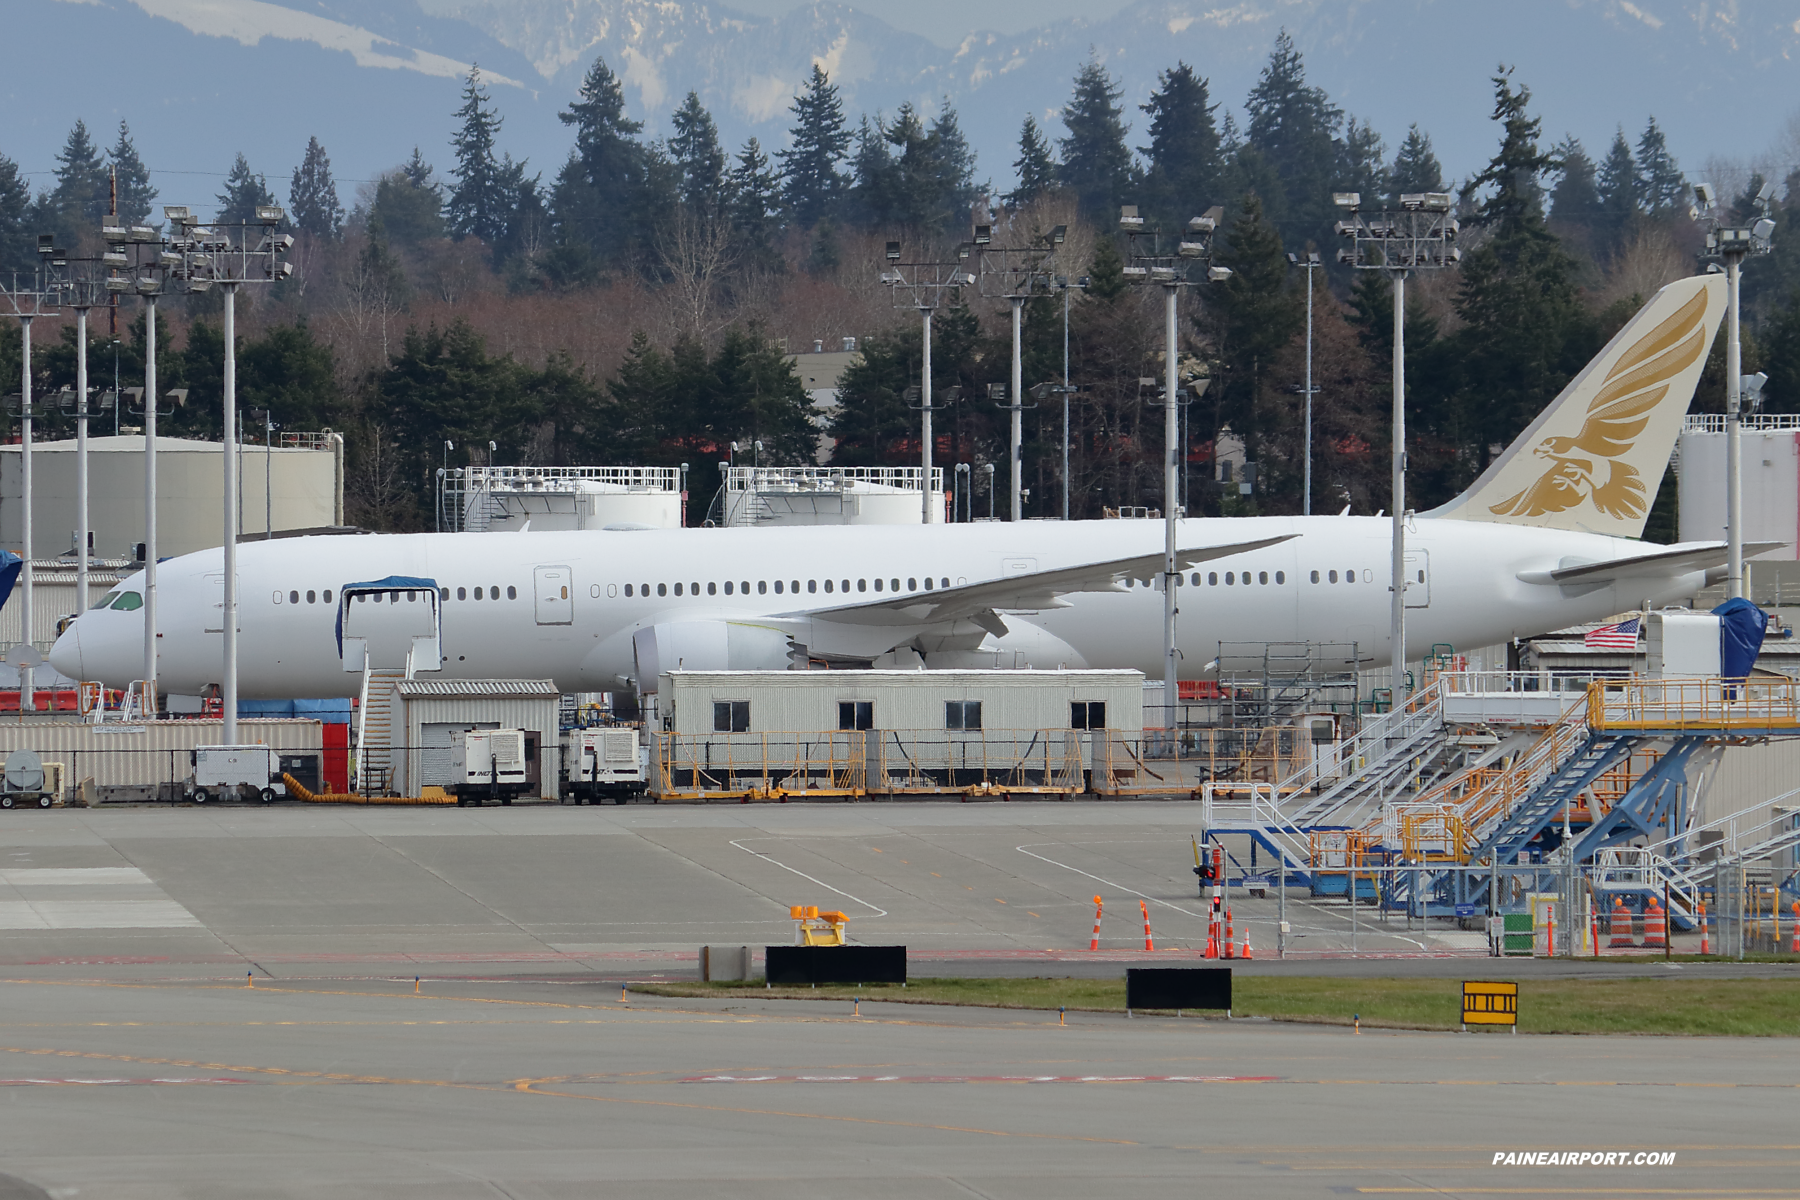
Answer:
[{"left": 632, "top": 620, "right": 793, "bottom": 690}]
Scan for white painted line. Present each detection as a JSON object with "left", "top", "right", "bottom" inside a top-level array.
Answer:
[
  {"left": 0, "top": 868, "right": 152, "bottom": 886},
  {"left": 730, "top": 839, "right": 889, "bottom": 917}
]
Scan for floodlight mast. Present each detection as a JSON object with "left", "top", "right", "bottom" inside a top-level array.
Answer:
[
  {"left": 1696, "top": 183, "right": 1776, "bottom": 600},
  {"left": 1288, "top": 251, "right": 1322, "bottom": 515},
  {"left": 881, "top": 242, "right": 973, "bottom": 524},
  {"left": 1118, "top": 204, "right": 1225, "bottom": 723},
  {"left": 2, "top": 248, "right": 67, "bottom": 710},
  {"left": 1333, "top": 191, "right": 1459, "bottom": 703},
  {"left": 163, "top": 204, "right": 294, "bottom": 742},
  {"left": 973, "top": 225, "right": 1064, "bottom": 521}
]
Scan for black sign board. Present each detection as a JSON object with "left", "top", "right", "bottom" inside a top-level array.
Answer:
[
  {"left": 765, "top": 945, "right": 907, "bottom": 986},
  {"left": 1125, "top": 967, "right": 1232, "bottom": 1012}
]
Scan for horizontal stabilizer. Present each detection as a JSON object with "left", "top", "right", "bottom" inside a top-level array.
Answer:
[{"left": 1516, "top": 540, "right": 1785, "bottom": 586}]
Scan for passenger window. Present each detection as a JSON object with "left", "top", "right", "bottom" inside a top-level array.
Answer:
[
  {"left": 1328, "top": 571, "right": 1337, "bottom": 583},
  {"left": 890, "top": 578, "right": 899, "bottom": 591},
  {"left": 791, "top": 581, "right": 799, "bottom": 593},
  {"left": 323, "top": 590, "right": 332, "bottom": 603},
  {"left": 625, "top": 584, "right": 633, "bottom": 597},
  {"left": 1276, "top": 571, "right": 1285, "bottom": 584},
  {"left": 1225, "top": 572, "right": 1234, "bottom": 585},
  {"left": 873, "top": 578, "right": 882, "bottom": 592},
  {"left": 842, "top": 579, "right": 851, "bottom": 592},
  {"left": 858, "top": 579, "right": 867, "bottom": 592},
  {"left": 908, "top": 578, "right": 917, "bottom": 590},
  {"left": 307, "top": 590, "right": 317, "bottom": 604},
  {"left": 708, "top": 582, "right": 717, "bottom": 595},
  {"left": 675, "top": 583, "right": 684, "bottom": 596},
  {"left": 1259, "top": 571, "right": 1268, "bottom": 585},
  {"left": 924, "top": 577, "right": 934, "bottom": 590},
  {"left": 1346, "top": 568, "right": 1355, "bottom": 583},
  {"left": 941, "top": 577, "right": 950, "bottom": 589},
  {"left": 838, "top": 700, "right": 874, "bottom": 731},
  {"left": 1310, "top": 571, "right": 1319, "bottom": 583},
  {"left": 1190, "top": 573, "right": 1200, "bottom": 585},
  {"left": 1418, "top": 569, "right": 1425, "bottom": 583},
  {"left": 289, "top": 590, "right": 299, "bottom": 604},
  {"left": 642, "top": 583, "right": 649, "bottom": 596},
  {"left": 741, "top": 581, "right": 750, "bottom": 594},
  {"left": 712, "top": 700, "right": 750, "bottom": 733},
  {"left": 945, "top": 700, "right": 982, "bottom": 730},
  {"left": 824, "top": 580, "right": 834, "bottom": 593},
  {"left": 1362, "top": 569, "right": 1372, "bottom": 582},
  {"left": 455, "top": 587, "right": 465, "bottom": 600},
  {"left": 808, "top": 580, "right": 817, "bottom": 593},
  {"left": 691, "top": 582, "right": 699, "bottom": 595},
  {"left": 272, "top": 590, "right": 283, "bottom": 605},
  {"left": 657, "top": 583, "right": 667, "bottom": 597},
  {"left": 723, "top": 581, "right": 733, "bottom": 595},
  {"left": 1208, "top": 572, "right": 1217, "bottom": 585}
]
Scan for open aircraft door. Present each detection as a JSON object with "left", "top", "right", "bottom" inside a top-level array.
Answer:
[{"left": 534, "top": 565, "right": 574, "bottom": 625}]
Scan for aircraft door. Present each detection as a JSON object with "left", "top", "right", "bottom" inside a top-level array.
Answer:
[
  {"left": 534, "top": 565, "right": 574, "bottom": 625},
  {"left": 1403, "top": 551, "right": 1430, "bottom": 608}
]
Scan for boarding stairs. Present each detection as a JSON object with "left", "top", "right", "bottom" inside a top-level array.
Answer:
[
  {"left": 356, "top": 669, "right": 405, "bottom": 795},
  {"left": 1279, "top": 678, "right": 1450, "bottom": 825}
]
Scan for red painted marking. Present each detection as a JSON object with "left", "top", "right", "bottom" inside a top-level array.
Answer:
[{"left": 0, "top": 1078, "right": 248, "bottom": 1086}]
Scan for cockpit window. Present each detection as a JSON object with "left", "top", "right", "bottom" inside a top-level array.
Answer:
[{"left": 109, "top": 591, "right": 143, "bottom": 611}]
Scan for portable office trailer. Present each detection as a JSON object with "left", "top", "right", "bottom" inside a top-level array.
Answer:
[
  {"left": 391, "top": 679, "right": 561, "bottom": 799},
  {"left": 657, "top": 670, "right": 1144, "bottom": 737}
]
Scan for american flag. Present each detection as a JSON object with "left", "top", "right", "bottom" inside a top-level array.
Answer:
[{"left": 1585, "top": 616, "right": 1641, "bottom": 650}]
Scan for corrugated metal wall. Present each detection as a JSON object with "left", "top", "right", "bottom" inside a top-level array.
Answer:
[
  {"left": 399, "top": 697, "right": 560, "bottom": 798},
  {"left": 0, "top": 718, "right": 323, "bottom": 794}
]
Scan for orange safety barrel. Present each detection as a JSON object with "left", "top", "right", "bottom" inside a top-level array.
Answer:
[
  {"left": 1608, "top": 898, "right": 1636, "bottom": 948},
  {"left": 1642, "top": 898, "right": 1667, "bottom": 949}
]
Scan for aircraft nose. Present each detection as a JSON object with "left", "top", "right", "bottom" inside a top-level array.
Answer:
[{"left": 48, "top": 623, "right": 84, "bottom": 681}]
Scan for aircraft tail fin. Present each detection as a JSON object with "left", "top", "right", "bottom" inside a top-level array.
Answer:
[{"left": 1425, "top": 275, "right": 1726, "bottom": 538}]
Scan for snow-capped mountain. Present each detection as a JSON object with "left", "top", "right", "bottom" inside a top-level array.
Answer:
[{"left": 9, "top": 0, "right": 1797, "bottom": 212}]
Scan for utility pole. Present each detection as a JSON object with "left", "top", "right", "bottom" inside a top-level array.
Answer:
[{"left": 881, "top": 240, "right": 972, "bottom": 524}]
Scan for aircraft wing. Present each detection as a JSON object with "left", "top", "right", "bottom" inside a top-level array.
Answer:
[
  {"left": 1517, "top": 540, "right": 1786, "bottom": 586},
  {"left": 784, "top": 534, "right": 1297, "bottom": 630}
]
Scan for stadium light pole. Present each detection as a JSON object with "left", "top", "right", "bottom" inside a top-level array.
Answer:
[
  {"left": 1696, "top": 180, "right": 1776, "bottom": 600},
  {"left": 882, "top": 240, "right": 974, "bottom": 524},
  {"left": 1118, "top": 204, "right": 1227, "bottom": 722},
  {"left": 2, "top": 238, "right": 67, "bottom": 710},
  {"left": 973, "top": 222, "right": 1068, "bottom": 521},
  {"left": 1333, "top": 191, "right": 1459, "bottom": 704},
  {"left": 1287, "top": 251, "right": 1322, "bottom": 516},
  {"left": 162, "top": 204, "right": 293, "bottom": 742},
  {"left": 1054, "top": 271, "right": 1088, "bottom": 520}
]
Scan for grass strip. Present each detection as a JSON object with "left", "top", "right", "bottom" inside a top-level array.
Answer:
[{"left": 632, "top": 975, "right": 1800, "bottom": 1036}]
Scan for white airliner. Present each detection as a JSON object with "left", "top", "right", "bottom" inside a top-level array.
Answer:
[{"left": 51, "top": 275, "right": 1759, "bottom": 699}]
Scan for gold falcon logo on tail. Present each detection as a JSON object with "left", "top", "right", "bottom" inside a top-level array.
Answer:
[
  {"left": 1424, "top": 275, "right": 1726, "bottom": 540},
  {"left": 1486, "top": 287, "right": 1709, "bottom": 522}
]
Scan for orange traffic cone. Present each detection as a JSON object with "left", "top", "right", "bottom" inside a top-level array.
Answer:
[
  {"left": 1205, "top": 917, "right": 1219, "bottom": 959},
  {"left": 1791, "top": 903, "right": 1799, "bottom": 954},
  {"left": 1698, "top": 901, "right": 1709, "bottom": 955},
  {"left": 1223, "top": 908, "right": 1236, "bottom": 959},
  {"left": 1239, "top": 927, "right": 1253, "bottom": 960}
]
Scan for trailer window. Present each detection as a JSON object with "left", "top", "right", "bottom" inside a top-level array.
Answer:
[
  {"left": 1071, "top": 701, "right": 1106, "bottom": 730},
  {"left": 838, "top": 701, "right": 873, "bottom": 731},
  {"left": 712, "top": 701, "right": 750, "bottom": 733},
  {"left": 945, "top": 700, "right": 982, "bottom": 730}
]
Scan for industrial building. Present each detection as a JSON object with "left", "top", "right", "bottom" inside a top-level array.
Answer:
[
  {"left": 1677, "top": 413, "right": 1800, "bottom": 558},
  {"left": 0, "top": 433, "right": 344, "bottom": 560},
  {"left": 385, "top": 678, "right": 562, "bottom": 801}
]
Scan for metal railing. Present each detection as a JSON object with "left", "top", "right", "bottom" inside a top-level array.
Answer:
[
  {"left": 724, "top": 465, "right": 944, "bottom": 494},
  {"left": 1589, "top": 677, "right": 1800, "bottom": 732},
  {"left": 1684, "top": 413, "right": 1800, "bottom": 433}
]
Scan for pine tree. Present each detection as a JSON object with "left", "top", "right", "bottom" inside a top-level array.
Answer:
[
  {"left": 1340, "top": 117, "right": 1387, "bottom": 206},
  {"left": 289, "top": 136, "right": 344, "bottom": 240},
  {"left": 1243, "top": 31, "right": 1342, "bottom": 247},
  {"left": 448, "top": 66, "right": 514, "bottom": 245},
  {"left": 1595, "top": 127, "right": 1639, "bottom": 255},
  {"left": 1007, "top": 116, "right": 1058, "bottom": 209},
  {"left": 1201, "top": 192, "right": 1304, "bottom": 449},
  {"left": 1059, "top": 57, "right": 1135, "bottom": 221},
  {"left": 779, "top": 67, "right": 852, "bottom": 228},
  {"left": 107, "top": 121, "right": 156, "bottom": 224},
  {"left": 669, "top": 91, "right": 726, "bottom": 215},
  {"left": 372, "top": 148, "right": 446, "bottom": 246},
  {"left": 1139, "top": 63, "right": 1221, "bottom": 223},
  {"left": 52, "top": 120, "right": 110, "bottom": 228},
  {"left": 1439, "top": 71, "right": 1594, "bottom": 497},
  {"left": 1763, "top": 288, "right": 1800, "bottom": 415},
  {"left": 847, "top": 116, "right": 893, "bottom": 227},
  {"left": 551, "top": 56, "right": 649, "bottom": 263},
  {"left": 726, "top": 138, "right": 782, "bottom": 244},
  {"left": 1635, "top": 117, "right": 1686, "bottom": 215},
  {"left": 216, "top": 153, "right": 276, "bottom": 225},
  {"left": 1387, "top": 125, "right": 1442, "bottom": 203},
  {"left": 0, "top": 152, "right": 33, "bottom": 274},
  {"left": 1547, "top": 137, "right": 1599, "bottom": 220}
]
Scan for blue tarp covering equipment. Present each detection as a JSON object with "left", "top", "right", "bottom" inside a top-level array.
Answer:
[
  {"left": 1711, "top": 596, "right": 1769, "bottom": 680},
  {"left": 0, "top": 550, "right": 21, "bottom": 612}
]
